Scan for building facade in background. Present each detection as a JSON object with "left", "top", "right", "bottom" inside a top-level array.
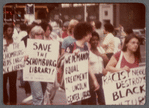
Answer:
[{"left": 3, "top": 3, "right": 145, "bottom": 29}]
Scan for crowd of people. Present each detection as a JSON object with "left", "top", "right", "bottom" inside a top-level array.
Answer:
[{"left": 3, "top": 18, "right": 141, "bottom": 105}]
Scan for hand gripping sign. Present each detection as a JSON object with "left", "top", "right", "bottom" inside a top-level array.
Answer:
[
  {"left": 64, "top": 51, "right": 90, "bottom": 104},
  {"left": 23, "top": 39, "right": 59, "bottom": 83},
  {"left": 102, "top": 66, "right": 146, "bottom": 105}
]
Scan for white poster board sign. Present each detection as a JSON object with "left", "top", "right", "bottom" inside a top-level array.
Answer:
[
  {"left": 102, "top": 66, "right": 146, "bottom": 105},
  {"left": 23, "top": 39, "right": 59, "bottom": 82},
  {"left": 64, "top": 51, "right": 90, "bottom": 104},
  {"left": 3, "top": 41, "right": 25, "bottom": 74}
]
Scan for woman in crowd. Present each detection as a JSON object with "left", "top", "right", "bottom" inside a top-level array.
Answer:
[
  {"left": 65, "top": 22, "right": 99, "bottom": 105},
  {"left": 88, "top": 31, "right": 109, "bottom": 105},
  {"left": 61, "top": 21, "right": 69, "bottom": 39},
  {"left": 40, "top": 21, "right": 60, "bottom": 105},
  {"left": 105, "top": 34, "right": 140, "bottom": 73},
  {"left": 27, "top": 25, "right": 47, "bottom": 105}
]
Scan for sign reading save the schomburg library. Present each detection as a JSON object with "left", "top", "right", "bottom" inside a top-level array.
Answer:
[
  {"left": 3, "top": 42, "right": 25, "bottom": 74},
  {"left": 23, "top": 39, "right": 59, "bottom": 82},
  {"left": 102, "top": 66, "right": 146, "bottom": 105},
  {"left": 64, "top": 51, "right": 90, "bottom": 104}
]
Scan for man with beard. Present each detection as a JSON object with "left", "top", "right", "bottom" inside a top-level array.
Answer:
[{"left": 3, "top": 24, "right": 17, "bottom": 105}]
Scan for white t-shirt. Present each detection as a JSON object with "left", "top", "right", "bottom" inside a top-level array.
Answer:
[
  {"left": 102, "top": 33, "right": 115, "bottom": 53},
  {"left": 89, "top": 46, "right": 105, "bottom": 74}
]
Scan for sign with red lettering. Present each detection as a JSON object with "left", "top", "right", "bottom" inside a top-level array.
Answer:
[
  {"left": 102, "top": 66, "right": 146, "bottom": 105},
  {"left": 3, "top": 42, "right": 25, "bottom": 74},
  {"left": 23, "top": 39, "right": 59, "bottom": 82},
  {"left": 64, "top": 51, "right": 90, "bottom": 104}
]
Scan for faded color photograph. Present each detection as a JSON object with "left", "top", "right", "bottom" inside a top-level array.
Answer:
[{"left": 3, "top": 3, "right": 146, "bottom": 105}]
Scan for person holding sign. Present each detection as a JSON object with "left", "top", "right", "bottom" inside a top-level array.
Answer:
[
  {"left": 88, "top": 31, "right": 109, "bottom": 105},
  {"left": 102, "top": 34, "right": 143, "bottom": 105},
  {"left": 21, "top": 24, "right": 37, "bottom": 99},
  {"left": 40, "top": 21, "right": 60, "bottom": 105},
  {"left": 18, "top": 23, "right": 28, "bottom": 88},
  {"left": 105, "top": 34, "right": 140, "bottom": 73},
  {"left": 65, "top": 22, "right": 99, "bottom": 105},
  {"left": 26, "top": 25, "right": 47, "bottom": 105},
  {"left": 3, "top": 24, "right": 17, "bottom": 105}
]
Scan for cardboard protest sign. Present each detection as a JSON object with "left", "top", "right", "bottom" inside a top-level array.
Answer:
[
  {"left": 102, "top": 66, "right": 146, "bottom": 105},
  {"left": 23, "top": 39, "right": 59, "bottom": 82},
  {"left": 64, "top": 51, "right": 90, "bottom": 104},
  {"left": 3, "top": 42, "right": 25, "bottom": 74}
]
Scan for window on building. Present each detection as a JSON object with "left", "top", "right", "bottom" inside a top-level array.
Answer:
[{"left": 105, "top": 11, "right": 108, "bottom": 16}]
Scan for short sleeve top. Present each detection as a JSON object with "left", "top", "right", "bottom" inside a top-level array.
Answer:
[
  {"left": 66, "top": 42, "right": 88, "bottom": 53},
  {"left": 61, "top": 36, "right": 76, "bottom": 49},
  {"left": 114, "top": 51, "right": 139, "bottom": 68},
  {"left": 102, "top": 33, "right": 115, "bottom": 53}
]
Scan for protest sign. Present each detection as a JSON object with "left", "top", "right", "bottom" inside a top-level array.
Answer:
[
  {"left": 23, "top": 39, "right": 59, "bottom": 82},
  {"left": 3, "top": 41, "right": 25, "bottom": 74},
  {"left": 102, "top": 66, "right": 146, "bottom": 105},
  {"left": 64, "top": 51, "right": 90, "bottom": 104}
]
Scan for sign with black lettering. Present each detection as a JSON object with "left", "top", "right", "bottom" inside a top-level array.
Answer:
[
  {"left": 64, "top": 51, "right": 90, "bottom": 104},
  {"left": 102, "top": 66, "right": 146, "bottom": 105},
  {"left": 23, "top": 39, "right": 59, "bottom": 82},
  {"left": 3, "top": 42, "right": 25, "bottom": 74}
]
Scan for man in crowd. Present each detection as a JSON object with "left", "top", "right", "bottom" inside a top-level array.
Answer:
[
  {"left": 3, "top": 24, "right": 17, "bottom": 105},
  {"left": 95, "top": 21, "right": 104, "bottom": 45},
  {"left": 102, "top": 23, "right": 115, "bottom": 59}
]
